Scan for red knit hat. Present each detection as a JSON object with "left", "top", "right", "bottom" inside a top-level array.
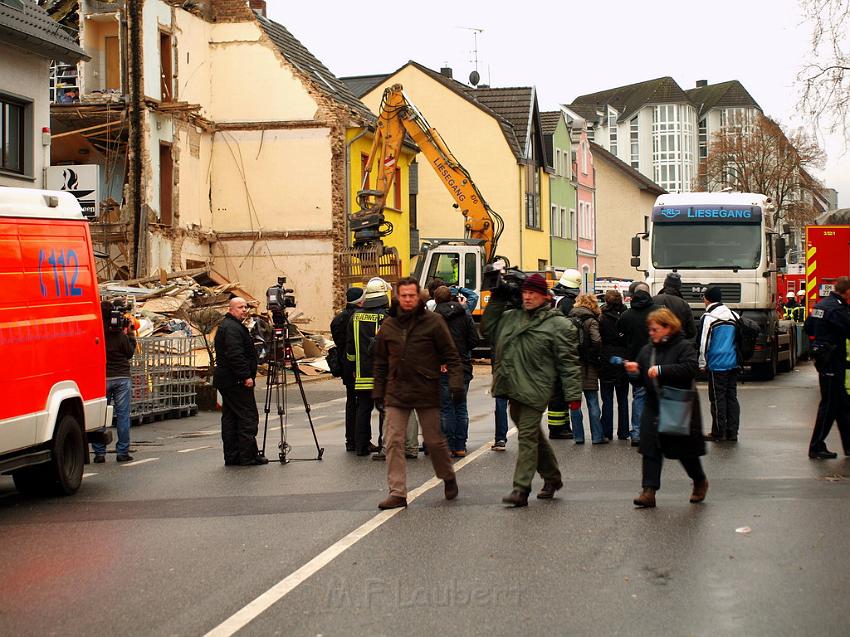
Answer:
[{"left": 521, "top": 273, "right": 550, "bottom": 296}]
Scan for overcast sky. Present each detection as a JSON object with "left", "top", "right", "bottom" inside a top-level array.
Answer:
[{"left": 268, "top": 0, "right": 848, "bottom": 207}]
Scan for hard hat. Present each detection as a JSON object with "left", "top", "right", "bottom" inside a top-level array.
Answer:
[
  {"left": 558, "top": 268, "right": 582, "bottom": 289},
  {"left": 786, "top": 291, "right": 795, "bottom": 299},
  {"left": 796, "top": 289, "right": 805, "bottom": 296},
  {"left": 363, "top": 277, "right": 390, "bottom": 308}
]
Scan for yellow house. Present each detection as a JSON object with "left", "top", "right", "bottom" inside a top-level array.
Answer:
[
  {"left": 345, "top": 128, "right": 417, "bottom": 275},
  {"left": 345, "top": 62, "right": 551, "bottom": 272}
]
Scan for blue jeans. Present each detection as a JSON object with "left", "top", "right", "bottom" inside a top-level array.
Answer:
[
  {"left": 570, "top": 390, "right": 603, "bottom": 443},
  {"left": 494, "top": 397, "right": 509, "bottom": 442},
  {"left": 631, "top": 384, "right": 646, "bottom": 441},
  {"left": 601, "top": 380, "right": 630, "bottom": 439},
  {"left": 440, "top": 375, "right": 470, "bottom": 452},
  {"left": 93, "top": 377, "right": 132, "bottom": 456}
]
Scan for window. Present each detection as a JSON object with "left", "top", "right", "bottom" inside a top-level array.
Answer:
[
  {"left": 608, "top": 108, "right": 618, "bottom": 156},
  {"left": 581, "top": 142, "right": 588, "bottom": 175},
  {"left": 159, "top": 143, "right": 173, "bottom": 225},
  {"left": 464, "top": 253, "right": 477, "bottom": 289},
  {"left": 698, "top": 118, "right": 707, "bottom": 160},
  {"left": 160, "top": 32, "right": 173, "bottom": 102},
  {"left": 630, "top": 117, "right": 639, "bottom": 169},
  {"left": 652, "top": 104, "right": 688, "bottom": 192},
  {"left": 538, "top": 259, "right": 548, "bottom": 271},
  {"left": 526, "top": 192, "right": 541, "bottom": 229},
  {"left": 427, "top": 252, "right": 460, "bottom": 286},
  {"left": 720, "top": 108, "right": 753, "bottom": 135},
  {"left": 555, "top": 148, "right": 561, "bottom": 176},
  {"left": 360, "top": 153, "right": 370, "bottom": 190},
  {"left": 578, "top": 201, "right": 594, "bottom": 239},
  {"left": 551, "top": 204, "right": 560, "bottom": 237},
  {"left": 569, "top": 208, "right": 576, "bottom": 239},
  {"left": 392, "top": 166, "right": 401, "bottom": 209},
  {"left": 0, "top": 97, "right": 25, "bottom": 174}
]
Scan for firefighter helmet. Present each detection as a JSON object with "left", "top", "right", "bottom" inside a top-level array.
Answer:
[
  {"left": 363, "top": 277, "right": 390, "bottom": 308},
  {"left": 558, "top": 269, "right": 582, "bottom": 289}
]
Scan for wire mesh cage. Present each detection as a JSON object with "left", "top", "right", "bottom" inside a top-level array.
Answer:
[{"left": 130, "top": 336, "right": 200, "bottom": 424}]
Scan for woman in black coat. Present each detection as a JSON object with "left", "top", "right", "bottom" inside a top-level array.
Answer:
[{"left": 624, "top": 308, "right": 708, "bottom": 508}]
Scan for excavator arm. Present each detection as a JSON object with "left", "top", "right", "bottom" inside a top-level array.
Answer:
[{"left": 352, "top": 84, "right": 504, "bottom": 263}]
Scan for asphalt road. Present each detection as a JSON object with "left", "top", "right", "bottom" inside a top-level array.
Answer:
[{"left": 2, "top": 362, "right": 849, "bottom": 637}]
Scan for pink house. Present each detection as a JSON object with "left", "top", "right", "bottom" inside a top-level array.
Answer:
[{"left": 571, "top": 123, "right": 596, "bottom": 292}]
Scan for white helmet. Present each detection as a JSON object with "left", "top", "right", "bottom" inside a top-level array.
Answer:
[
  {"left": 796, "top": 289, "right": 805, "bottom": 296},
  {"left": 786, "top": 291, "right": 795, "bottom": 299},
  {"left": 363, "top": 277, "right": 390, "bottom": 308},
  {"left": 558, "top": 268, "right": 582, "bottom": 289}
]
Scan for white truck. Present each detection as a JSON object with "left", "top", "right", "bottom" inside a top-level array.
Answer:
[{"left": 630, "top": 192, "right": 796, "bottom": 379}]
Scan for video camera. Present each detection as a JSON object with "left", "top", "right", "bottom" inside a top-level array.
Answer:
[
  {"left": 266, "top": 276, "right": 296, "bottom": 328},
  {"left": 482, "top": 261, "right": 527, "bottom": 308},
  {"left": 106, "top": 298, "right": 132, "bottom": 333}
]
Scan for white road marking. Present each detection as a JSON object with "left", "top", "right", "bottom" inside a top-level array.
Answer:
[
  {"left": 178, "top": 446, "right": 212, "bottom": 453},
  {"left": 310, "top": 415, "right": 329, "bottom": 421},
  {"left": 203, "top": 425, "right": 518, "bottom": 637},
  {"left": 120, "top": 458, "right": 159, "bottom": 467},
  {"left": 82, "top": 472, "right": 97, "bottom": 478}
]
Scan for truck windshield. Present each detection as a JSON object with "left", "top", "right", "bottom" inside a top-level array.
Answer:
[{"left": 652, "top": 224, "right": 762, "bottom": 269}]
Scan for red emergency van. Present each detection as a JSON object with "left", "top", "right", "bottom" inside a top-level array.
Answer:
[
  {"left": 805, "top": 224, "right": 850, "bottom": 316},
  {"left": 0, "top": 187, "right": 111, "bottom": 495}
]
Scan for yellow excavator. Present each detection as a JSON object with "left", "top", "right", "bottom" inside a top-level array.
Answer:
[{"left": 341, "top": 83, "right": 505, "bottom": 292}]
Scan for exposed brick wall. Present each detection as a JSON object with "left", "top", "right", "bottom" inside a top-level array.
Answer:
[{"left": 211, "top": 0, "right": 251, "bottom": 22}]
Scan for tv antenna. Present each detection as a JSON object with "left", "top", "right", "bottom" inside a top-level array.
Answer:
[{"left": 458, "top": 26, "right": 484, "bottom": 86}]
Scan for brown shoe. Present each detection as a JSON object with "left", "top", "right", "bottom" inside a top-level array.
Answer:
[
  {"left": 444, "top": 478, "right": 459, "bottom": 500},
  {"left": 690, "top": 479, "right": 709, "bottom": 503},
  {"left": 536, "top": 479, "right": 564, "bottom": 499},
  {"left": 633, "top": 487, "right": 656, "bottom": 508},
  {"left": 377, "top": 495, "right": 407, "bottom": 510},
  {"left": 501, "top": 489, "right": 529, "bottom": 507}
]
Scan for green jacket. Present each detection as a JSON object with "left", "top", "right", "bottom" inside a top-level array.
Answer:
[{"left": 483, "top": 291, "right": 582, "bottom": 410}]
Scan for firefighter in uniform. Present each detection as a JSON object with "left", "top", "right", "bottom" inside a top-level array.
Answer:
[
  {"left": 805, "top": 276, "right": 850, "bottom": 459},
  {"left": 347, "top": 277, "right": 390, "bottom": 456},
  {"left": 547, "top": 269, "right": 582, "bottom": 439}
]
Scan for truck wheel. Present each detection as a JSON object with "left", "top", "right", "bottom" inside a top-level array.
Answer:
[{"left": 49, "top": 413, "right": 86, "bottom": 495}]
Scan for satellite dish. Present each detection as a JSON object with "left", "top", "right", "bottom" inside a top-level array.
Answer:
[{"left": 469, "top": 70, "right": 480, "bottom": 87}]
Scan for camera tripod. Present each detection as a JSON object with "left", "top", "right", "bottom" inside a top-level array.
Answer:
[{"left": 260, "top": 312, "right": 324, "bottom": 463}]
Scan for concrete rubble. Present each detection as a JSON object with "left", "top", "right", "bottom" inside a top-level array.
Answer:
[{"left": 99, "top": 268, "right": 333, "bottom": 379}]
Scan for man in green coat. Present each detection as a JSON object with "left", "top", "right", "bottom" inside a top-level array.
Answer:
[{"left": 483, "top": 273, "right": 583, "bottom": 507}]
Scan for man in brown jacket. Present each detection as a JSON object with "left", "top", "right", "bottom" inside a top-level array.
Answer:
[{"left": 372, "top": 277, "right": 465, "bottom": 509}]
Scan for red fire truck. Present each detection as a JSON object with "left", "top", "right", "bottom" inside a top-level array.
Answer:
[
  {"left": 805, "top": 224, "right": 850, "bottom": 315},
  {"left": 0, "top": 187, "right": 112, "bottom": 495}
]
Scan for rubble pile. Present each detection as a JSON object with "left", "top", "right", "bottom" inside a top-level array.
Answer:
[{"left": 99, "top": 268, "right": 334, "bottom": 379}]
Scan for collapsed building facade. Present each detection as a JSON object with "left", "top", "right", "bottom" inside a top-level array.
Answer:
[{"left": 47, "top": 0, "right": 412, "bottom": 328}]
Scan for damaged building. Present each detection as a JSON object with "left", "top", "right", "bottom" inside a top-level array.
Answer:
[{"left": 45, "top": 0, "right": 416, "bottom": 329}]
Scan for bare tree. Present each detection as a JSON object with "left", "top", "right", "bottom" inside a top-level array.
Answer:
[
  {"left": 798, "top": 0, "right": 850, "bottom": 143},
  {"left": 698, "top": 114, "right": 826, "bottom": 227}
]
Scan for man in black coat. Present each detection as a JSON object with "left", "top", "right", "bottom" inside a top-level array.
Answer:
[
  {"left": 617, "top": 283, "right": 659, "bottom": 446},
  {"left": 330, "top": 287, "right": 365, "bottom": 452},
  {"left": 652, "top": 273, "right": 696, "bottom": 339},
  {"left": 598, "top": 290, "right": 629, "bottom": 440},
  {"left": 805, "top": 276, "right": 850, "bottom": 459},
  {"left": 214, "top": 298, "right": 266, "bottom": 466}
]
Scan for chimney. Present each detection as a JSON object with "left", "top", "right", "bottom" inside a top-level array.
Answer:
[
  {"left": 249, "top": 0, "right": 266, "bottom": 16},
  {"left": 211, "top": 0, "right": 252, "bottom": 22},
  {"left": 440, "top": 66, "right": 453, "bottom": 79},
  {"left": 696, "top": 79, "right": 708, "bottom": 88}
]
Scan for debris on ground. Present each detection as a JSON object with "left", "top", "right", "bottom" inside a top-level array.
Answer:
[{"left": 99, "top": 268, "right": 335, "bottom": 379}]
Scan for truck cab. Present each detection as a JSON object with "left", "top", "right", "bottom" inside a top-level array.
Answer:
[{"left": 413, "top": 239, "right": 486, "bottom": 313}]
